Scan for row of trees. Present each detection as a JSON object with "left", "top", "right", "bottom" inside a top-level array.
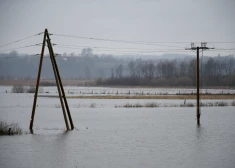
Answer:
[
  {"left": 98, "top": 55, "right": 235, "bottom": 86},
  {"left": 1, "top": 49, "right": 235, "bottom": 86}
]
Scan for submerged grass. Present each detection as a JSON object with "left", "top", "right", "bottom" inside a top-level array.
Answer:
[
  {"left": 0, "top": 121, "right": 22, "bottom": 135},
  {"left": 123, "top": 103, "right": 143, "bottom": 108},
  {"left": 180, "top": 102, "right": 195, "bottom": 107},
  {"left": 145, "top": 102, "right": 160, "bottom": 108},
  {"left": 120, "top": 102, "right": 160, "bottom": 108},
  {"left": 117, "top": 100, "right": 233, "bottom": 108}
]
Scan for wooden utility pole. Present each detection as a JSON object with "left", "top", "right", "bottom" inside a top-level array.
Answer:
[
  {"left": 186, "top": 43, "right": 214, "bottom": 125},
  {"left": 30, "top": 29, "right": 47, "bottom": 131},
  {"left": 30, "top": 29, "right": 74, "bottom": 131},
  {"left": 196, "top": 47, "right": 200, "bottom": 125},
  {"left": 46, "top": 33, "right": 74, "bottom": 130},
  {"left": 47, "top": 39, "right": 69, "bottom": 130}
]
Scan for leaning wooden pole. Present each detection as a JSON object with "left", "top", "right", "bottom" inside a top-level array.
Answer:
[
  {"left": 47, "top": 38, "right": 70, "bottom": 130},
  {"left": 196, "top": 47, "right": 200, "bottom": 125},
  {"left": 29, "top": 29, "right": 47, "bottom": 131},
  {"left": 46, "top": 32, "right": 74, "bottom": 130}
]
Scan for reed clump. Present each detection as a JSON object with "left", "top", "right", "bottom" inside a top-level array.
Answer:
[
  {"left": 122, "top": 102, "right": 159, "bottom": 108},
  {"left": 0, "top": 121, "right": 22, "bottom": 136}
]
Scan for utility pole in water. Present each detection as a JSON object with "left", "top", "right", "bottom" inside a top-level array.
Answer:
[
  {"left": 186, "top": 43, "right": 214, "bottom": 125},
  {"left": 30, "top": 29, "right": 74, "bottom": 132}
]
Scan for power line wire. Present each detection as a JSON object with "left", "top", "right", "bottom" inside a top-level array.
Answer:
[
  {"left": 53, "top": 45, "right": 190, "bottom": 54},
  {"left": 53, "top": 44, "right": 235, "bottom": 54},
  {"left": 0, "top": 44, "right": 41, "bottom": 53},
  {"left": 52, "top": 33, "right": 186, "bottom": 48},
  {"left": 52, "top": 33, "right": 235, "bottom": 47},
  {"left": 54, "top": 43, "right": 186, "bottom": 51},
  {"left": 0, "top": 32, "right": 43, "bottom": 48}
]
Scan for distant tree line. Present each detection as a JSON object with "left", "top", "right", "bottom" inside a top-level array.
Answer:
[
  {"left": 97, "top": 55, "right": 235, "bottom": 87},
  {"left": 1, "top": 50, "right": 235, "bottom": 87},
  {"left": 0, "top": 49, "right": 126, "bottom": 80}
]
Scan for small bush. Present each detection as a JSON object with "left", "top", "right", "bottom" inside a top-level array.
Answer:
[
  {"left": 217, "top": 102, "right": 228, "bottom": 106},
  {"left": 0, "top": 121, "right": 22, "bottom": 135},
  {"left": 11, "top": 85, "right": 26, "bottom": 93}
]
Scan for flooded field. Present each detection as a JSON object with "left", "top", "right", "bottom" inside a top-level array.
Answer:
[{"left": 0, "top": 86, "right": 235, "bottom": 168}]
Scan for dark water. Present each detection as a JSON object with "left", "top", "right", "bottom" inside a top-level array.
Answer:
[{"left": 0, "top": 107, "right": 235, "bottom": 168}]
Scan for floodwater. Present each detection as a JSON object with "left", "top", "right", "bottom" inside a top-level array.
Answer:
[{"left": 0, "top": 86, "right": 235, "bottom": 168}]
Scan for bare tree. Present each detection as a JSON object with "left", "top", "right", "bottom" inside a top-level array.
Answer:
[
  {"left": 116, "top": 64, "right": 123, "bottom": 78},
  {"left": 187, "top": 59, "right": 196, "bottom": 84},
  {"left": 142, "top": 61, "right": 155, "bottom": 80},
  {"left": 81, "top": 48, "right": 93, "bottom": 56},
  {"left": 85, "top": 66, "right": 91, "bottom": 79},
  {"left": 128, "top": 61, "right": 136, "bottom": 79},
  {"left": 111, "top": 68, "right": 115, "bottom": 79}
]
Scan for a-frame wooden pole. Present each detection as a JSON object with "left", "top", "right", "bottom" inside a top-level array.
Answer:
[
  {"left": 47, "top": 38, "right": 70, "bottom": 130},
  {"left": 46, "top": 32, "right": 74, "bottom": 130},
  {"left": 29, "top": 29, "right": 47, "bottom": 131}
]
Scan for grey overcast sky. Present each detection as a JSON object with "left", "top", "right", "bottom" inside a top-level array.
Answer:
[{"left": 0, "top": 0, "right": 234, "bottom": 56}]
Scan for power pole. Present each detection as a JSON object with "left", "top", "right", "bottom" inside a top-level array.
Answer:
[
  {"left": 30, "top": 29, "right": 47, "bottom": 131},
  {"left": 30, "top": 29, "right": 74, "bottom": 132},
  {"left": 186, "top": 43, "right": 214, "bottom": 125}
]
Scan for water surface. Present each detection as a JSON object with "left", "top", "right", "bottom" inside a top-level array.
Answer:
[{"left": 0, "top": 86, "right": 235, "bottom": 168}]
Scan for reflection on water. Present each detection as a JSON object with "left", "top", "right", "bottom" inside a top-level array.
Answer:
[{"left": 196, "top": 125, "right": 202, "bottom": 139}]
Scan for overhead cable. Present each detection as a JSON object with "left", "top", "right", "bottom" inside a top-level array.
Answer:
[
  {"left": 0, "top": 32, "right": 43, "bottom": 48},
  {"left": 0, "top": 44, "right": 41, "bottom": 53},
  {"left": 52, "top": 33, "right": 186, "bottom": 48}
]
